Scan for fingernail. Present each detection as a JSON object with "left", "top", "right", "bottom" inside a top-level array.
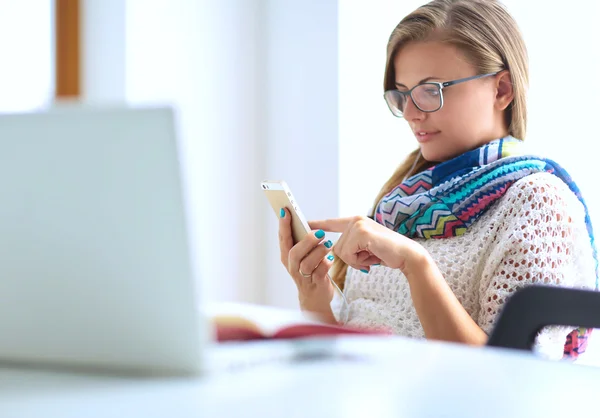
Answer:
[
  {"left": 324, "top": 240, "right": 332, "bottom": 248},
  {"left": 327, "top": 254, "right": 334, "bottom": 261},
  {"left": 315, "top": 230, "right": 325, "bottom": 239},
  {"left": 360, "top": 269, "right": 369, "bottom": 274},
  {"left": 280, "top": 208, "right": 285, "bottom": 218},
  {"left": 373, "top": 263, "right": 380, "bottom": 266}
]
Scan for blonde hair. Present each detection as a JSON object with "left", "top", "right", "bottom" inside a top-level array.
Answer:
[{"left": 331, "top": 0, "right": 529, "bottom": 290}]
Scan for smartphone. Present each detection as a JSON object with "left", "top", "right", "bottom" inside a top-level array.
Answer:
[{"left": 261, "top": 180, "right": 311, "bottom": 244}]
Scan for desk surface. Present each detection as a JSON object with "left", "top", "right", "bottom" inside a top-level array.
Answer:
[{"left": 1, "top": 336, "right": 599, "bottom": 418}]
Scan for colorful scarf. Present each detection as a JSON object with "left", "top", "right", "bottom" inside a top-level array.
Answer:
[{"left": 375, "top": 136, "right": 598, "bottom": 358}]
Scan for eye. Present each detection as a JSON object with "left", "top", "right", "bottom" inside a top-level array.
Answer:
[{"left": 423, "top": 87, "right": 440, "bottom": 96}]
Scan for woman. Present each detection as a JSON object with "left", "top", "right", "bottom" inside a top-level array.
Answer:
[{"left": 277, "top": 0, "right": 597, "bottom": 360}]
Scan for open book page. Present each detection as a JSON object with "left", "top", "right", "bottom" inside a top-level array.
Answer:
[
  {"left": 203, "top": 302, "right": 393, "bottom": 342},
  {"left": 203, "top": 302, "right": 324, "bottom": 341}
]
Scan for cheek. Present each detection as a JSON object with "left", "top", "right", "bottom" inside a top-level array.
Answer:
[
  {"left": 430, "top": 100, "right": 470, "bottom": 134},
  {"left": 439, "top": 89, "right": 493, "bottom": 132},
  {"left": 463, "top": 86, "right": 496, "bottom": 117}
]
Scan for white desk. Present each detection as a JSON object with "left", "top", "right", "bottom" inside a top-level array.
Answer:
[{"left": 1, "top": 336, "right": 599, "bottom": 418}]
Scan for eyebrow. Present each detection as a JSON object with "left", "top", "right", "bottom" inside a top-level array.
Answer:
[{"left": 395, "top": 76, "right": 440, "bottom": 88}]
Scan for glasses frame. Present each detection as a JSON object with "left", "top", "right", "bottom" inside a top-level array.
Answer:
[{"left": 384, "top": 72, "right": 500, "bottom": 117}]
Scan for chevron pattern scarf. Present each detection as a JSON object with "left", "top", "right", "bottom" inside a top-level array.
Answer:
[{"left": 375, "top": 136, "right": 598, "bottom": 358}]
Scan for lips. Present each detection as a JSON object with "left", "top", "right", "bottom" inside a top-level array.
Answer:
[{"left": 414, "top": 130, "right": 440, "bottom": 143}]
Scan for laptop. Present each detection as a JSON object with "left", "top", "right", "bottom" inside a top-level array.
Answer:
[{"left": 0, "top": 105, "right": 207, "bottom": 376}]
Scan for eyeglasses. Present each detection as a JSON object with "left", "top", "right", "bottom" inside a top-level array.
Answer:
[{"left": 383, "top": 72, "right": 499, "bottom": 118}]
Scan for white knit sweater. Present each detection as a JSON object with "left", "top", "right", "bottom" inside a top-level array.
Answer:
[{"left": 333, "top": 172, "right": 597, "bottom": 360}]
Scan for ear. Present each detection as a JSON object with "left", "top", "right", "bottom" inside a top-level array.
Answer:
[{"left": 495, "top": 70, "right": 514, "bottom": 111}]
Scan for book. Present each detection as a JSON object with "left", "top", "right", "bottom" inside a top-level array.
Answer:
[{"left": 204, "top": 302, "right": 392, "bottom": 342}]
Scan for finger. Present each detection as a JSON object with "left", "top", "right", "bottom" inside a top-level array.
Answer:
[
  {"left": 355, "top": 251, "right": 382, "bottom": 268},
  {"left": 288, "top": 229, "right": 329, "bottom": 277},
  {"left": 355, "top": 250, "right": 372, "bottom": 265},
  {"left": 308, "top": 217, "right": 355, "bottom": 233},
  {"left": 331, "top": 226, "right": 349, "bottom": 260},
  {"left": 278, "top": 207, "right": 294, "bottom": 267},
  {"left": 298, "top": 239, "right": 333, "bottom": 277},
  {"left": 349, "top": 263, "right": 368, "bottom": 273},
  {"left": 360, "top": 255, "right": 382, "bottom": 266},
  {"left": 332, "top": 225, "right": 379, "bottom": 269},
  {"left": 311, "top": 254, "right": 335, "bottom": 286},
  {"left": 335, "top": 244, "right": 364, "bottom": 270}
]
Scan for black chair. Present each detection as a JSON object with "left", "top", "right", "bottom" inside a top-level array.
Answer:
[{"left": 487, "top": 285, "right": 600, "bottom": 352}]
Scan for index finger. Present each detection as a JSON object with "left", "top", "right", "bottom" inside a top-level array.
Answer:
[{"left": 308, "top": 217, "right": 354, "bottom": 232}]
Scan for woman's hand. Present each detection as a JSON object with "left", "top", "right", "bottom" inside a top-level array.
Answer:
[
  {"left": 278, "top": 208, "right": 335, "bottom": 320},
  {"left": 309, "top": 216, "right": 428, "bottom": 276}
]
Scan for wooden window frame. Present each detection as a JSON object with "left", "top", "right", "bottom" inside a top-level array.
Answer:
[{"left": 55, "top": 0, "right": 81, "bottom": 99}]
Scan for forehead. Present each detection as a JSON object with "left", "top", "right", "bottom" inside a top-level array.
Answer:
[{"left": 393, "top": 41, "right": 475, "bottom": 86}]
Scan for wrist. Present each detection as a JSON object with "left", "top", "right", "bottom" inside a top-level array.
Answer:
[{"left": 401, "top": 244, "right": 437, "bottom": 281}]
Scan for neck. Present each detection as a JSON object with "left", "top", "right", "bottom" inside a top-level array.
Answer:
[{"left": 474, "top": 127, "right": 511, "bottom": 149}]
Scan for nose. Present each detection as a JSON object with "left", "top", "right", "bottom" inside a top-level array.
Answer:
[{"left": 403, "top": 95, "right": 425, "bottom": 122}]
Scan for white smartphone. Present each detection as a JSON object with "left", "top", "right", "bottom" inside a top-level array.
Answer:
[{"left": 261, "top": 180, "right": 312, "bottom": 244}]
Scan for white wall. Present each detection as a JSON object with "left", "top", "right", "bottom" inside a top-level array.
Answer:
[
  {"left": 0, "top": 0, "right": 53, "bottom": 112},
  {"left": 263, "top": 0, "right": 339, "bottom": 308},
  {"left": 81, "top": 0, "right": 126, "bottom": 101},
  {"left": 119, "top": 0, "right": 339, "bottom": 309},
  {"left": 124, "top": 0, "right": 266, "bottom": 306},
  {"left": 0, "top": 0, "right": 336, "bottom": 311},
  {"left": 503, "top": 0, "right": 600, "bottom": 221}
]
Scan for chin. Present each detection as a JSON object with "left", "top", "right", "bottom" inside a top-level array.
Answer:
[
  {"left": 420, "top": 145, "right": 462, "bottom": 163},
  {"left": 419, "top": 147, "right": 443, "bottom": 163}
]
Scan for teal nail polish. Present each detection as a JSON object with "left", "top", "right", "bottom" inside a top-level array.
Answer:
[
  {"left": 360, "top": 269, "right": 369, "bottom": 274},
  {"left": 373, "top": 263, "right": 380, "bottom": 266},
  {"left": 324, "top": 240, "right": 332, "bottom": 248},
  {"left": 315, "top": 230, "right": 325, "bottom": 239},
  {"left": 327, "top": 254, "right": 334, "bottom": 261},
  {"left": 280, "top": 208, "right": 285, "bottom": 218}
]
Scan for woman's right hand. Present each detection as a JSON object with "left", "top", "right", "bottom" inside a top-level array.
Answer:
[{"left": 278, "top": 208, "right": 335, "bottom": 320}]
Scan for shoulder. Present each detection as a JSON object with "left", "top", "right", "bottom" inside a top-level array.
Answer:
[
  {"left": 507, "top": 172, "right": 574, "bottom": 200},
  {"left": 500, "top": 172, "right": 585, "bottom": 222},
  {"left": 484, "top": 171, "right": 591, "bottom": 256}
]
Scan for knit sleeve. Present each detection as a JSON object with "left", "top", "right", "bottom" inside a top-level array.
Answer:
[{"left": 477, "top": 173, "right": 597, "bottom": 360}]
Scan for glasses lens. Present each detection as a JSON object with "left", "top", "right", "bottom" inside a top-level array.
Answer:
[
  {"left": 412, "top": 84, "right": 442, "bottom": 112},
  {"left": 384, "top": 90, "right": 407, "bottom": 117}
]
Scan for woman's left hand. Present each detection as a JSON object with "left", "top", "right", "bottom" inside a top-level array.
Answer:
[{"left": 309, "top": 216, "right": 428, "bottom": 274}]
